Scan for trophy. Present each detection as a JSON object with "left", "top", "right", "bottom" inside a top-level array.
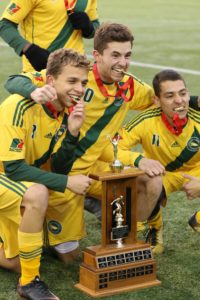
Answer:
[
  {"left": 107, "top": 134, "right": 124, "bottom": 173},
  {"left": 75, "top": 143, "right": 160, "bottom": 297}
]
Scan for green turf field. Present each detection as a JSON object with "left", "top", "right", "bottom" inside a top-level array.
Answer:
[{"left": 0, "top": 1, "right": 200, "bottom": 299}]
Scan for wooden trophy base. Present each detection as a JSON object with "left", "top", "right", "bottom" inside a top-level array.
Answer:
[{"left": 75, "top": 241, "right": 161, "bottom": 297}]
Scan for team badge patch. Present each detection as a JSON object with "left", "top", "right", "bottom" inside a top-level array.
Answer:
[
  {"left": 9, "top": 138, "right": 24, "bottom": 152},
  {"left": 187, "top": 137, "right": 200, "bottom": 152},
  {"left": 7, "top": 3, "right": 21, "bottom": 15},
  {"left": 48, "top": 220, "right": 62, "bottom": 234},
  {"left": 33, "top": 72, "right": 44, "bottom": 82}
]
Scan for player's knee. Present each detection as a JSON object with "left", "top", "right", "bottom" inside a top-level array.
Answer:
[{"left": 23, "top": 184, "right": 49, "bottom": 214}]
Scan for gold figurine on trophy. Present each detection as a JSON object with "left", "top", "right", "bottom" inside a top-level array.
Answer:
[{"left": 107, "top": 134, "right": 124, "bottom": 173}]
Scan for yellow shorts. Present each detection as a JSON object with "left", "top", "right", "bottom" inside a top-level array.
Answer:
[
  {"left": 46, "top": 161, "right": 111, "bottom": 246},
  {"left": 0, "top": 161, "right": 111, "bottom": 258},
  {"left": 0, "top": 174, "right": 34, "bottom": 258},
  {"left": 162, "top": 166, "right": 200, "bottom": 196}
]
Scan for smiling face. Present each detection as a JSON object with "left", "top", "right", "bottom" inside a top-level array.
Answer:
[
  {"left": 93, "top": 41, "right": 132, "bottom": 83},
  {"left": 47, "top": 64, "right": 88, "bottom": 111},
  {"left": 154, "top": 80, "right": 190, "bottom": 124}
]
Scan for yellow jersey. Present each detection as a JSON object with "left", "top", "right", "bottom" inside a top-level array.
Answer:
[
  {"left": 118, "top": 107, "right": 200, "bottom": 172},
  {"left": 2, "top": 0, "right": 98, "bottom": 71}
]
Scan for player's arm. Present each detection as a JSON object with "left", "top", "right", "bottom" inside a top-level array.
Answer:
[
  {"left": 4, "top": 71, "right": 55, "bottom": 104},
  {"left": 51, "top": 131, "right": 79, "bottom": 175},
  {"left": 3, "top": 159, "right": 92, "bottom": 195},
  {"left": 68, "top": 0, "right": 100, "bottom": 38},
  {"left": 0, "top": 18, "right": 49, "bottom": 71},
  {"left": 0, "top": 18, "right": 28, "bottom": 55},
  {"left": 117, "top": 118, "right": 165, "bottom": 176},
  {"left": 51, "top": 101, "right": 85, "bottom": 174},
  {"left": 3, "top": 159, "right": 67, "bottom": 192}
]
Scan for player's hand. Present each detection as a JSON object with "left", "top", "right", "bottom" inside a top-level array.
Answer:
[
  {"left": 68, "top": 100, "right": 85, "bottom": 137},
  {"left": 66, "top": 175, "right": 93, "bottom": 195},
  {"left": 23, "top": 43, "right": 50, "bottom": 71},
  {"left": 30, "top": 85, "right": 57, "bottom": 104},
  {"left": 68, "top": 12, "right": 94, "bottom": 37},
  {"left": 182, "top": 174, "right": 200, "bottom": 199},
  {"left": 138, "top": 158, "right": 165, "bottom": 177}
]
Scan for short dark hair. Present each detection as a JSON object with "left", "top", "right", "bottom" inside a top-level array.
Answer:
[
  {"left": 46, "top": 48, "right": 91, "bottom": 78},
  {"left": 94, "top": 22, "right": 134, "bottom": 54},
  {"left": 152, "top": 69, "right": 186, "bottom": 97}
]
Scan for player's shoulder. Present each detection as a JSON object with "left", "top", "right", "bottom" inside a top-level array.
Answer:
[
  {"left": 188, "top": 107, "right": 200, "bottom": 124},
  {"left": 124, "top": 106, "right": 161, "bottom": 131},
  {"left": 0, "top": 94, "right": 36, "bottom": 123}
]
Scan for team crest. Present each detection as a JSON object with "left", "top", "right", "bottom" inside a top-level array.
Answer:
[
  {"left": 55, "top": 125, "right": 67, "bottom": 142},
  {"left": 9, "top": 138, "right": 24, "bottom": 152},
  {"left": 33, "top": 72, "right": 43, "bottom": 82},
  {"left": 187, "top": 137, "right": 200, "bottom": 152},
  {"left": 48, "top": 220, "right": 62, "bottom": 234},
  {"left": 7, "top": 3, "right": 21, "bottom": 15}
]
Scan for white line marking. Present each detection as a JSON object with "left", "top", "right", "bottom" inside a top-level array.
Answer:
[
  {"left": 0, "top": 42, "right": 200, "bottom": 75},
  {"left": 129, "top": 61, "right": 200, "bottom": 76}
]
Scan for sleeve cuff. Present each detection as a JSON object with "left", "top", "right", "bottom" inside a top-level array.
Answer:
[{"left": 134, "top": 154, "right": 144, "bottom": 167}]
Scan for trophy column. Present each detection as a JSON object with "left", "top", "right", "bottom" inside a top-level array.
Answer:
[{"left": 75, "top": 169, "right": 161, "bottom": 297}]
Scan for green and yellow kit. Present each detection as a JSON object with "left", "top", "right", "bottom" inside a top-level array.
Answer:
[
  {"left": 1, "top": 0, "right": 99, "bottom": 71},
  {"left": 117, "top": 107, "right": 200, "bottom": 195}
]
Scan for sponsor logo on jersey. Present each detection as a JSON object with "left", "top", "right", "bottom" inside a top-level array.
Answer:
[
  {"left": 152, "top": 134, "right": 160, "bottom": 146},
  {"left": 7, "top": 3, "right": 21, "bottom": 15},
  {"left": 9, "top": 138, "right": 24, "bottom": 152},
  {"left": 33, "top": 72, "right": 44, "bottom": 82},
  {"left": 48, "top": 220, "right": 62, "bottom": 234},
  {"left": 44, "top": 132, "right": 53, "bottom": 139},
  {"left": 187, "top": 137, "right": 200, "bottom": 152},
  {"left": 171, "top": 141, "right": 180, "bottom": 148}
]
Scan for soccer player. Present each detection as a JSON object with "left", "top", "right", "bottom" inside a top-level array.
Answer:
[
  {"left": 5, "top": 22, "right": 166, "bottom": 253},
  {"left": 0, "top": 48, "right": 92, "bottom": 300},
  {"left": 0, "top": 0, "right": 99, "bottom": 72},
  {"left": 106, "top": 69, "right": 200, "bottom": 254}
]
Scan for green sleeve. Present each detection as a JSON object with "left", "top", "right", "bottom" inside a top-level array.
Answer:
[
  {"left": 189, "top": 96, "right": 200, "bottom": 111},
  {"left": 51, "top": 131, "right": 79, "bottom": 174},
  {"left": 3, "top": 160, "right": 67, "bottom": 193},
  {"left": 4, "top": 75, "right": 37, "bottom": 98},
  {"left": 0, "top": 18, "right": 28, "bottom": 55}
]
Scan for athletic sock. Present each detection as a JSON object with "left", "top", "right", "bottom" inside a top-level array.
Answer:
[
  {"left": 18, "top": 230, "right": 43, "bottom": 286},
  {"left": 148, "top": 209, "right": 162, "bottom": 230}
]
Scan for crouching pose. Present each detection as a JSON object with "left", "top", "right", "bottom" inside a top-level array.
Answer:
[
  {"left": 0, "top": 48, "right": 92, "bottom": 300},
  {"left": 107, "top": 69, "right": 200, "bottom": 254}
]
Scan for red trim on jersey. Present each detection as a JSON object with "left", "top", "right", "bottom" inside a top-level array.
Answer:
[
  {"left": 92, "top": 63, "right": 134, "bottom": 102},
  {"left": 45, "top": 102, "right": 58, "bottom": 119},
  {"left": 161, "top": 112, "right": 187, "bottom": 135}
]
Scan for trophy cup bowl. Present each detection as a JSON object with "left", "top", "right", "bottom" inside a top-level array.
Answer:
[{"left": 110, "top": 159, "right": 124, "bottom": 173}]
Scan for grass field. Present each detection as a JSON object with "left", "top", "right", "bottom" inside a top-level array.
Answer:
[{"left": 0, "top": 1, "right": 200, "bottom": 299}]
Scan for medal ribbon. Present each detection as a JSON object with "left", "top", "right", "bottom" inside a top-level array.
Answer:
[
  {"left": 64, "top": 0, "right": 76, "bottom": 13},
  {"left": 161, "top": 112, "right": 187, "bottom": 135},
  {"left": 45, "top": 102, "right": 58, "bottom": 119},
  {"left": 92, "top": 63, "right": 134, "bottom": 102}
]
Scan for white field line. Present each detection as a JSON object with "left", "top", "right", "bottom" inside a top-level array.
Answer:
[{"left": 1, "top": 42, "right": 200, "bottom": 75}]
